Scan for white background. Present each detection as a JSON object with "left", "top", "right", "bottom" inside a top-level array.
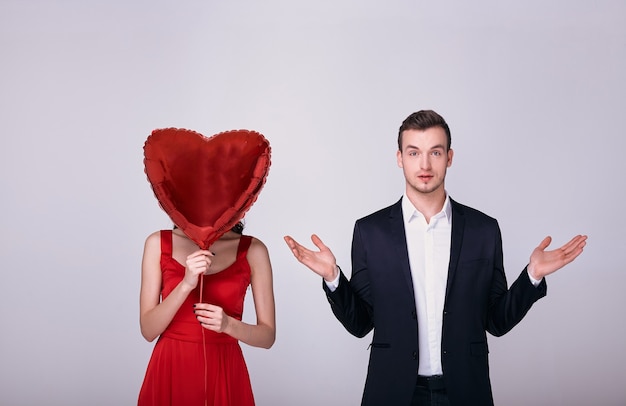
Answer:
[{"left": 1, "top": 1, "right": 625, "bottom": 405}]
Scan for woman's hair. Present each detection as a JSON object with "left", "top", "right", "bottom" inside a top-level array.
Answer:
[
  {"left": 172, "top": 221, "right": 245, "bottom": 235},
  {"left": 230, "top": 221, "right": 244, "bottom": 234}
]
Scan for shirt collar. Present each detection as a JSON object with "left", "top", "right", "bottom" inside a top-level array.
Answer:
[{"left": 402, "top": 192, "right": 452, "bottom": 225}]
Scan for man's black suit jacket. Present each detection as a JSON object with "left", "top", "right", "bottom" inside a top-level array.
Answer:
[{"left": 323, "top": 198, "right": 547, "bottom": 406}]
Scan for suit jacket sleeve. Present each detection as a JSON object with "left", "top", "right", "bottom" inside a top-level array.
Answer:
[
  {"left": 485, "top": 223, "right": 547, "bottom": 337},
  {"left": 322, "top": 221, "right": 374, "bottom": 338}
]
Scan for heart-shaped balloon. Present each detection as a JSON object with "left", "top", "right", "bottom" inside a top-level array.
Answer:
[{"left": 144, "top": 128, "right": 271, "bottom": 249}]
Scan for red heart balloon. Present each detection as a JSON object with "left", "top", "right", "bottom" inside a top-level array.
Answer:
[{"left": 143, "top": 128, "right": 271, "bottom": 249}]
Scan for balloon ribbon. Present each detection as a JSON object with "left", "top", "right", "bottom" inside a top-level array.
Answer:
[{"left": 199, "top": 276, "right": 208, "bottom": 406}]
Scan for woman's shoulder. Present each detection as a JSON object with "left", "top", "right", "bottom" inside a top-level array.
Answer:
[
  {"left": 144, "top": 230, "right": 166, "bottom": 248},
  {"left": 244, "top": 234, "right": 264, "bottom": 246},
  {"left": 146, "top": 230, "right": 164, "bottom": 241},
  {"left": 244, "top": 235, "right": 269, "bottom": 258},
  {"left": 141, "top": 231, "right": 165, "bottom": 260}
]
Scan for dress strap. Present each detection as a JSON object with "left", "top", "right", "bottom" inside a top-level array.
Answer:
[
  {"left": 236, "top": 235, "right": 253, "bottom": 258},
  {"left": 160, "top": 229, "right": 173, "bottom": 258}
]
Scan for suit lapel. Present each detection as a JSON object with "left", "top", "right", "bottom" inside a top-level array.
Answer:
[
  {"left": 446, "top": 199, "right": 465, "bottom": 302},
  {"left": 389, "top": 198, "right": 416, "bottom": 298}
]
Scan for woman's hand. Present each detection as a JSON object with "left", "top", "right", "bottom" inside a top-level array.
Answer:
[
  {"left": 194, "top": 303, "right": 231, "bottom": 334},
  {"left": 182, "top": 250, "right": 214, "bottom": 290}
]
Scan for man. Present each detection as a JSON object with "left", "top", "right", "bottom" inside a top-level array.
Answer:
[{"left": 284, "top": 110, "right": 587, "bottom": 406}]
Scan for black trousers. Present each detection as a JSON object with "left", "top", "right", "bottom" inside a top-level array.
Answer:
[{"left": 411, "top": 385, "right": 450, "bottom": 406}]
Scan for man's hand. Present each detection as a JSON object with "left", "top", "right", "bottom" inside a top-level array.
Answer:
[
  {"left": 527, "top": 234, "right": 588, "bottom": 280},
  {"left": 284, "top": 234, "right": 339, "bottom": 282}
]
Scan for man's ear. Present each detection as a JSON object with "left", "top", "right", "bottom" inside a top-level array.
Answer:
[
  {"left": 447, "top": 148, "right": 454, "bottom": 168},
  {"left": 396, "top": 149, "right": 403, "bottom": 168}
]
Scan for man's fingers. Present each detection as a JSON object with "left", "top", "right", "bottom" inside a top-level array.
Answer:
[
  {"left": 563, "top": 237, "right": 587, "bottom": 261},
  {"left": 283, "top": 235, "right": 295, "bottom": 247},
  {"left": 284, "top": 235, "right": 305, "bottom": 251},
  {"left": 311, "top": 234, "right": 327, "bottom": 251},
  {"left": 285, "top": 234, "right": 326, "bottom": 253},
  {"left": 537, "top": 236, "right": 552, "bottom": 251},
  {"left": 564, "top": 235, "right": 587, "bottom": 253}
]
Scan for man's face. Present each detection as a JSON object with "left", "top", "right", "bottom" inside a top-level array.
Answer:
[{"left": 396, "top": 127, "right": 453, "bottom": 197}]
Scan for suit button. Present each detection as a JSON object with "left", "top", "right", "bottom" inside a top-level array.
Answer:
[
  {"left": 412, "top": 351, "right": 417, "bottom": 360},
  {"left": 411, "top": 310, "right": 417, "bottom": 319}
]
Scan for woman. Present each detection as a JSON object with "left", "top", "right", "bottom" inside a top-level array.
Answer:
[{"left": 138, "top": 222, "right": 275, "bottom": 406}]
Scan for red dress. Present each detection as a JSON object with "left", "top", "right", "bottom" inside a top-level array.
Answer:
[{"left": 138, "top": 230, "right": 255, "bottom": 406}]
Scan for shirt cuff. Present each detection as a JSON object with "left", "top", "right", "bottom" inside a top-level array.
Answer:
[
  {"left": 324, "top": 267, "right": 341, "bottom": 292},
  {"left": 527, "top": 269, "right": 543, "bottom": 287}
]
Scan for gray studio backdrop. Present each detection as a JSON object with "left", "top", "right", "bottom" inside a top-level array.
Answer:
[{"left": 1, "top": 1, "right": 625, "bottom": 405}]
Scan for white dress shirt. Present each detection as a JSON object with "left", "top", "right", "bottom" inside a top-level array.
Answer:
[{"left": 402, "top": 193, "right": 452, "bottom": 376}]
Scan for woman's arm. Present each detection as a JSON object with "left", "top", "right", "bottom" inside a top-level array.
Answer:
[
  {"left": 139, "top": 232, "right": 212, "bottom": 342},
  {"left": 195, "top": 237, "right": 276, "bottom": 349}
]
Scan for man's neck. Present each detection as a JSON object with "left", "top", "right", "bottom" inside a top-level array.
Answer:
[{"left": 406, "top": 189, "right": 447, "bottom": 224}]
